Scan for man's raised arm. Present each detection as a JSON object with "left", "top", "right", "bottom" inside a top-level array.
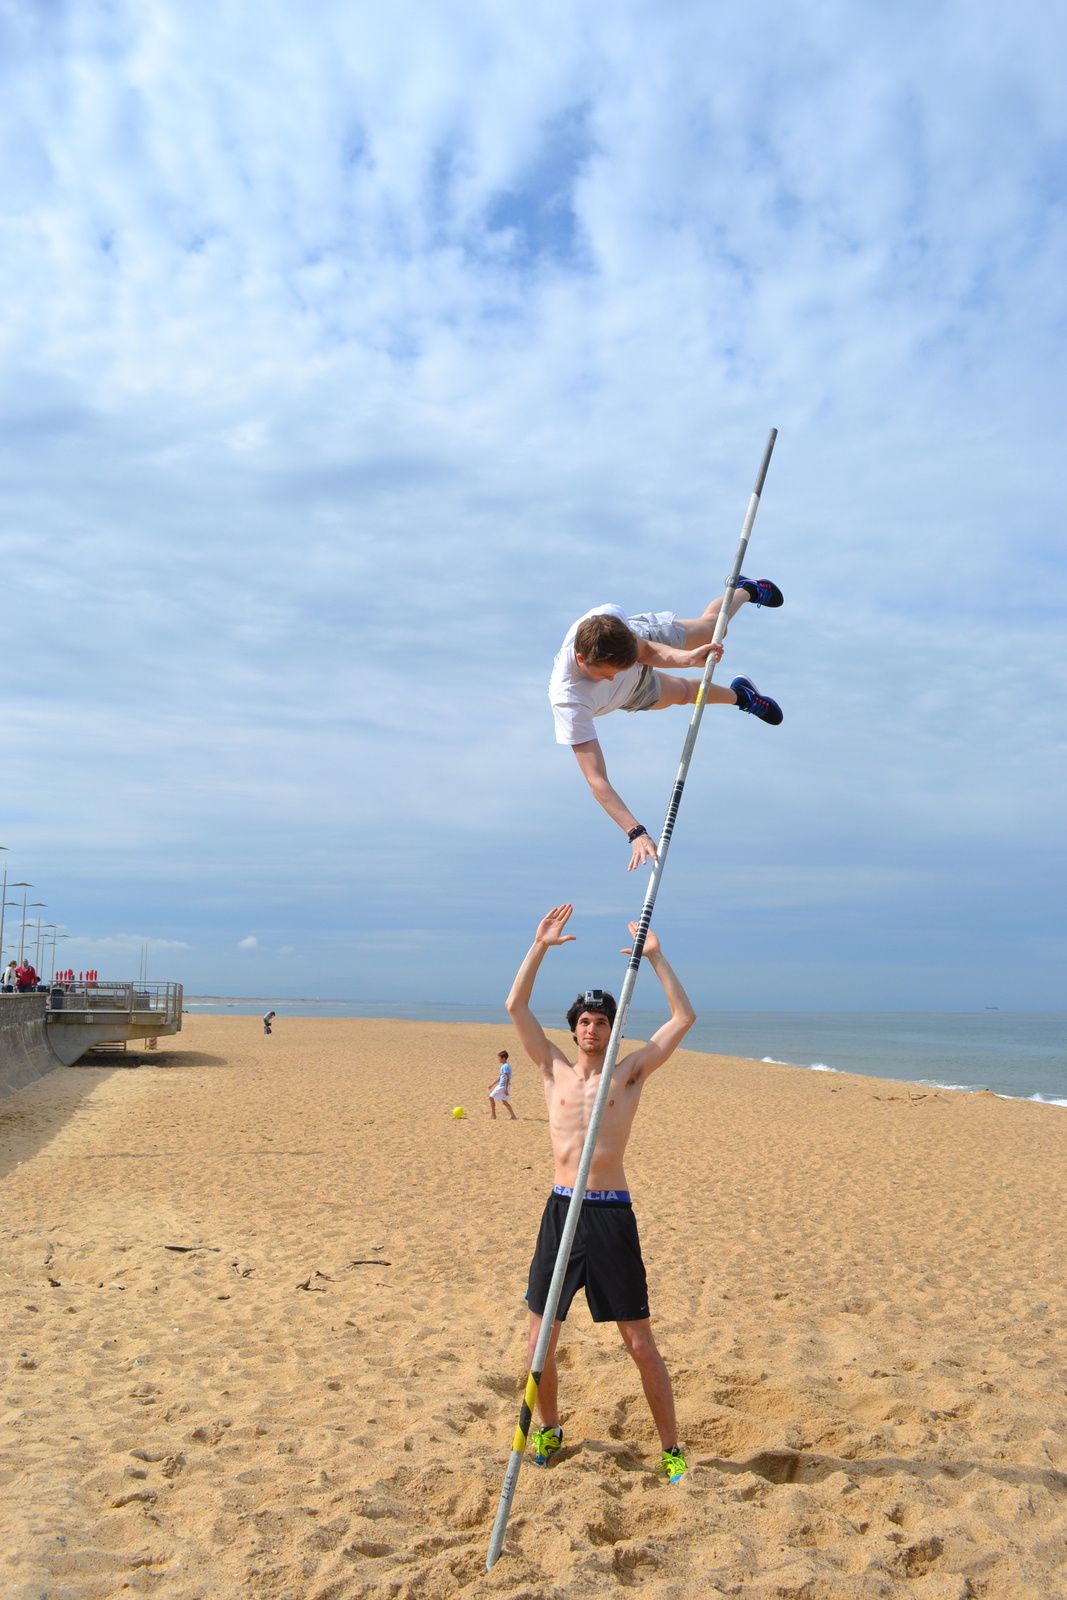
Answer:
[
  {"left": 619, "top": 923, "right": 696, "bottom": 1073},
  {"left": 505, "top": 904, "right": 577, "bottom": 1070}
]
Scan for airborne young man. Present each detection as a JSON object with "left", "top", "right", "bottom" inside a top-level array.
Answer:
[
  {"left": 505, "top": 902, "right": 696, "bottom": 1482},
  {"left": 548, "top": 577, "right": 784, "bottom": 870}
]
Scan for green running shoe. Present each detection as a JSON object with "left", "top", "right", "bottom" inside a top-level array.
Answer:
[
  {"left": 661, "top": 1446, "right": 688, "bottom": 1484},
  {"left": 531, "top": 1425, "right": 563, "bottom": 1466}
]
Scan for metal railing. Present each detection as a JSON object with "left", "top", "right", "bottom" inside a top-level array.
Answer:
[{"left": 48, "top": 981, "right": 183, "bottom": 1024}]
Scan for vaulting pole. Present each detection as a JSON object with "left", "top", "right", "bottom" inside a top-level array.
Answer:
[{"left": 486, "top": 428, "right": 778, "bottom": 1570}]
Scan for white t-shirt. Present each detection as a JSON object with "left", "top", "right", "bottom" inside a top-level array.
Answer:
[{"left": 548, "top": 604, "right": 644, "bottom": 746}]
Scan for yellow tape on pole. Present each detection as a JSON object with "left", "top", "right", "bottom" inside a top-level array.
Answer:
[{"left": 510, "top": 1372, "right": 540, "bottom": 1452}]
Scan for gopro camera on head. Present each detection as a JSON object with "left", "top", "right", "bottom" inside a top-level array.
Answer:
[{"left": 566, "top": 988, "right": 617, "bottom": 1033}]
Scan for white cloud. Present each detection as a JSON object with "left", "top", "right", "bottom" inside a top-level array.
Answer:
[
  {"left": 237, "top": 936, "right": 259, "bottom": 951},
  {"left": 1, "top": 1, "right": 1064, "bottom": 1005}
]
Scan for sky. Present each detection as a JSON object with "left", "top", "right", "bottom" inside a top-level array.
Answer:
[{"left": 2, "top": 1, "right": 1065, "bottom": 1012}]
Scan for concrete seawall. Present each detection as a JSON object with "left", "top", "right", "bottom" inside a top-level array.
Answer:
[
  {"left": 1, "top": 991, "right": 183, "bottom": 1097},
  {"left": 0, "top": 994, "right": 72, "bottom": 1097}
]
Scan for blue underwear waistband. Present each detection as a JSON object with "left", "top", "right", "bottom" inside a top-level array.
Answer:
[{"left": 553, "top": 1185, "right": 631, "bottom": 1204}]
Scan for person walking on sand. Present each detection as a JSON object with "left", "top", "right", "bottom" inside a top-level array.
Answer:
[
  {"left": 548, "top": 579, "right": 783, "bottom": 870},
  {"left": 263, "top": 1010, "right": 275, "bottom": 1036},
  {"left": 505, "top": 902, "right": 695, "bottom": 1483},
  {"left": 488, "top": 1049, "right": 518, "bottom": 1121}
]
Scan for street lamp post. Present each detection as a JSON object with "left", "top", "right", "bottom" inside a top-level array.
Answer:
[
  {"left": 50, "top": 932, "right": 71, "bottom": 981},
  {"left": 18, "top": 900, "right": 46, "bottom": 965},
  {"left": 1, "top": 850, "right": 31, "bottom": 965},
  {"left": 0, "top": 845, "right": 7, "bottom": 971},
  {"left": 37, "top": 924, "right": 56, "bottom": 972},
  {"left": 0, "top": 905, "right": 20, "bottom": 968},
  {"left": 2, "top": 880, "right": 33, "bottom": 967}
]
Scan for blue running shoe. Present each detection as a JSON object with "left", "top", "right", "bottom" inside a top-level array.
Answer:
[
  {"left": 731, "top": 676, "right": 783, "bottom": 725},
  {"left": 736, "top": 576, "right": 783, "bottom": 608}
]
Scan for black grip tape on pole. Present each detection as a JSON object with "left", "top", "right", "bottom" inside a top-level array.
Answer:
[{"left": 662, "top": 779, "right": 685, "bottom": 841}]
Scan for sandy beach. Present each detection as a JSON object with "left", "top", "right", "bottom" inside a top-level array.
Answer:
[{"left": 1, "top": 1014, "right": 1064, "bottom": 1599}]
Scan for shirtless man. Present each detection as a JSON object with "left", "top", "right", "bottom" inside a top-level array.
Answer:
[
  {"left": 548, "top": 579, "right": 784, "bottom": 871},
  {"left": 505, "top": 902, "right": 696, "bottom": 1483}
]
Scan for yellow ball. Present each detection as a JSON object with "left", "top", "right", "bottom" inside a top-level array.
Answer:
[{"left": 451, "top": 1106, "right": 466, "bottom": 1119}]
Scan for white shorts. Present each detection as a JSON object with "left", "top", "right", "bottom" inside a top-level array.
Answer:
[
  {"left": 489, "top": 1084, "right": 511, "bottom": 1102},
  {"left": 620, "top": 611, "right": 686, "bottom": 713},
  {"left": 626, "top": 610, "right": 685, "bottom": 648}
]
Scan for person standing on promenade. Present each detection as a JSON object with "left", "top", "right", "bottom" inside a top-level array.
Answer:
[
  {"left": 505, "top": 902, "right": 696, "bottom": 1483},
  {"left": 488, "top": 1049, "right": 518, "bottom": 1121},
  {"left": 1, "top": 960, "right": 16, "bottom": 992},
  {"left": 263, "top": 1010, "right": 276, "bottom": 1036},
  {"left": 548, "top": 579, "right": 784, "bottom": 870}
]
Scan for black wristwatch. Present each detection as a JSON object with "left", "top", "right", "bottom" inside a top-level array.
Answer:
[{"left": 627, "top": 824, "right": 648, "bottom": 843}]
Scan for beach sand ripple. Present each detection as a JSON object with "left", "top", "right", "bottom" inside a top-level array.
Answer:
[{"left": 1, "top": 1016, "right": 1064, "bottom": 1598}]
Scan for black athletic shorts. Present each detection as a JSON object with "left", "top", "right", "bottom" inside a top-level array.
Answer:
[{"left": 526, "top": 1192, "right": 650, "bottom": 1324}]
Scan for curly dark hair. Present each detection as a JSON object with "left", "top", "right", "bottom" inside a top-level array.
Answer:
[{"left": 565, "top": 992, "right": 617, "bottom": 1034}]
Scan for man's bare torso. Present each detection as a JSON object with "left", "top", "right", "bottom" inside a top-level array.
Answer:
[{"left": 543, "top": 1048, "right": 649, "bottom": 1189}]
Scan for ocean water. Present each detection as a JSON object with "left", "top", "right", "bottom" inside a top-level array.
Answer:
[{"left": 185, "top": 1000, "right": 1066, "bottom": 1107}]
